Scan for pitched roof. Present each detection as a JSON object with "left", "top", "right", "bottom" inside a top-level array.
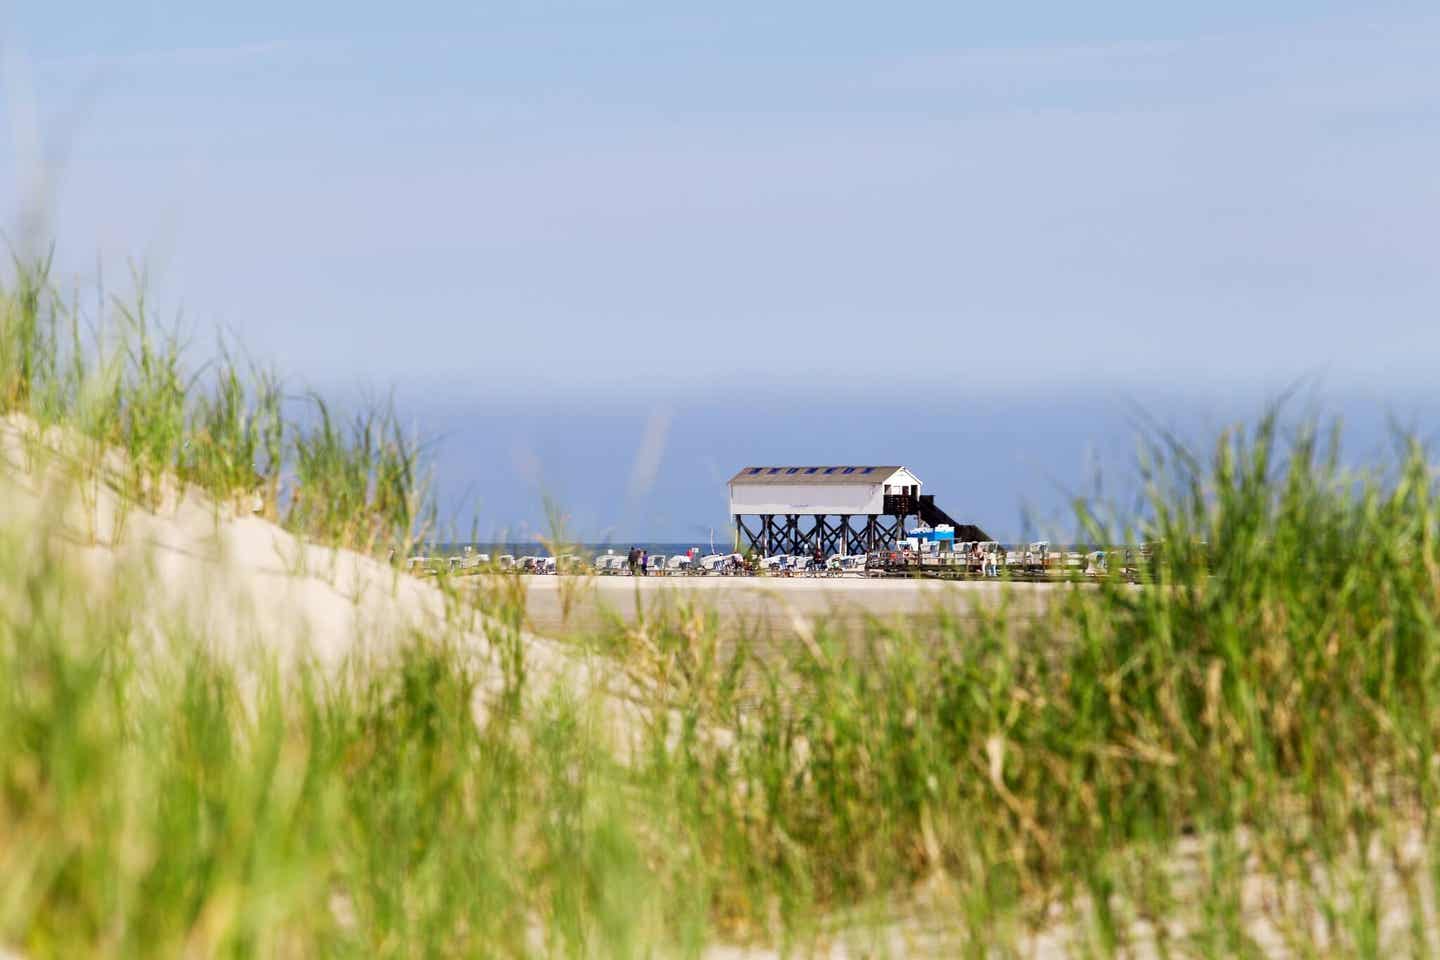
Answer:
[{"left": 728, "top": 466, "right": 910, "bottom": 485}]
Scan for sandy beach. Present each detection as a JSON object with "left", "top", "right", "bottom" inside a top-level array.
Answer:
[{"left": 502, "top": 573, "right": 1063, "bottom": 640}]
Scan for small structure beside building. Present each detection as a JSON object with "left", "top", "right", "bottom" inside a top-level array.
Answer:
[{"left": 728, "top": 465, "right": 989, "bottom": 556}]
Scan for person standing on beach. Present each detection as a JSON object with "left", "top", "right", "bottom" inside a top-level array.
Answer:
[
  {"left": 627, "top": 546, "right": 637, "bottom": 575},
  {"left": 639, "top": 549, "right": 648, "bottom": 576}
]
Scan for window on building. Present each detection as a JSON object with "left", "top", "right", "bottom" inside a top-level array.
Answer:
[
  {"left": 786, "top": 467, "right": 800, "bottom": 474},
  {"left": 746, "top": 468, "right": 761, "bottom": 475},
  {"left": 843, "top": 467, "right": 855, "bottom": 474},
  {"left": 824, "top": 467, "right": 838, "bottom": 474},
  {"left": 805, "top": 467, "right": 818, "bottom": 474},
  {"left": 767, "top": 468, "right": 781, "bottom": 474}
]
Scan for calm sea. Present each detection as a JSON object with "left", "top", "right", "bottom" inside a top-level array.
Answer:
[{"left": 429, "top": 542, "right": 722, "bottom": 558}]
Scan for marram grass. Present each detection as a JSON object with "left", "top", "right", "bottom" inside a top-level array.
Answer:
[
  {"left": 0, "top": 518, "right": 688, "bottom": 956},
  {"left": 1, "top": 255, "right": 430, "bottom": 554},
  {"left": 6, "top": 256, "right": 1440, "bottom": 955}
]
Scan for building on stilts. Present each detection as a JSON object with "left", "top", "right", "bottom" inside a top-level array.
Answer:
[{"left": 728, "top": 465, "right": 990, "bottom": 556}]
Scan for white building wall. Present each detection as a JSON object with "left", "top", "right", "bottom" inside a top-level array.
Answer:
[
  {"left": 880, "top": 468, "right": 922, "bottom": 494},
  {"left": 728, "top": 468, "right": 924, "bottom": 516},
  {"left": 729, "top": 482, "right": 884, "bottom": 516}
]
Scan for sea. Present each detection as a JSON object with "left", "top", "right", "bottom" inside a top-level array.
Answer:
[{"left": 428, "top": 542, "right": 722, "bottom": 559}]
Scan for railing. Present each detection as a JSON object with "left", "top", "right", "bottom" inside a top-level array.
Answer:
[{"left": 882, "top": 494, "right": 916, "bottom": 517}]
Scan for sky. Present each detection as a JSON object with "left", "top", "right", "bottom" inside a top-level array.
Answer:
[{"left": 2, "top": 2, "right": 1437, "bottom": 538}]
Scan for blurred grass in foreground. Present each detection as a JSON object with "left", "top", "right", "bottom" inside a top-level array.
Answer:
[{"left": 5, "top": 255, "right": 1440, "bottom": 955}]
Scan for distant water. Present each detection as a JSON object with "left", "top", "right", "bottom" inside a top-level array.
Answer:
[{"left": 429, "top": 542, "right": 722, "bottom": 558}]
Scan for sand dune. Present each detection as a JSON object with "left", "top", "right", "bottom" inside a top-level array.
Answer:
[{"left": 0, "top": 413, "right": 637, "bottom": 733}]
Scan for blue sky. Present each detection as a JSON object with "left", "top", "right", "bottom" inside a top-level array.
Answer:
[{"left": 3, "top": 3, "right": 1437, "bottom": 537}]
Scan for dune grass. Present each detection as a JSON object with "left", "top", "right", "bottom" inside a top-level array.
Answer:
[
  {"left": 5, "top": 253, "right": 1440, "bottom": 955},
  {"left": 0, "top": 515, "right": 693, "bottom": 956},
  {"left": 1, "top": 254, "right": 428, "bottom": 554}
]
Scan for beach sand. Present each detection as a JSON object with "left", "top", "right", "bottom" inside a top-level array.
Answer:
[{"left": 508, "top": 573, "right": 1062, "bottom": 641}]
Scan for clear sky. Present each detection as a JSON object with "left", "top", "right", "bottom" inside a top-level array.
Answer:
[{"left": 3, "top": 3, "right": 1437, "bottom": 537}]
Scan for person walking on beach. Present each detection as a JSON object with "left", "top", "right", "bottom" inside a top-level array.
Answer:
[
  {"left": 627, "top": 546, "right": 637, "bottom": 576},
  {"left": 639, "top": 549, "right": 648, "bottom": 576}
]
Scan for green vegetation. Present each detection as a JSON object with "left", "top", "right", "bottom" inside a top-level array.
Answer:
[
  {"left": 5, "top": 254, "right": 1440, "bottom": 955},
  {"left": 0, "top": 254, "right": 428, "bottom": 552},
  {"left": 0, "top": 521, "right": 683, "bottom": 956},
  {"left": 615, "top": 418, "right": 1440, "bottom": 954}
]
